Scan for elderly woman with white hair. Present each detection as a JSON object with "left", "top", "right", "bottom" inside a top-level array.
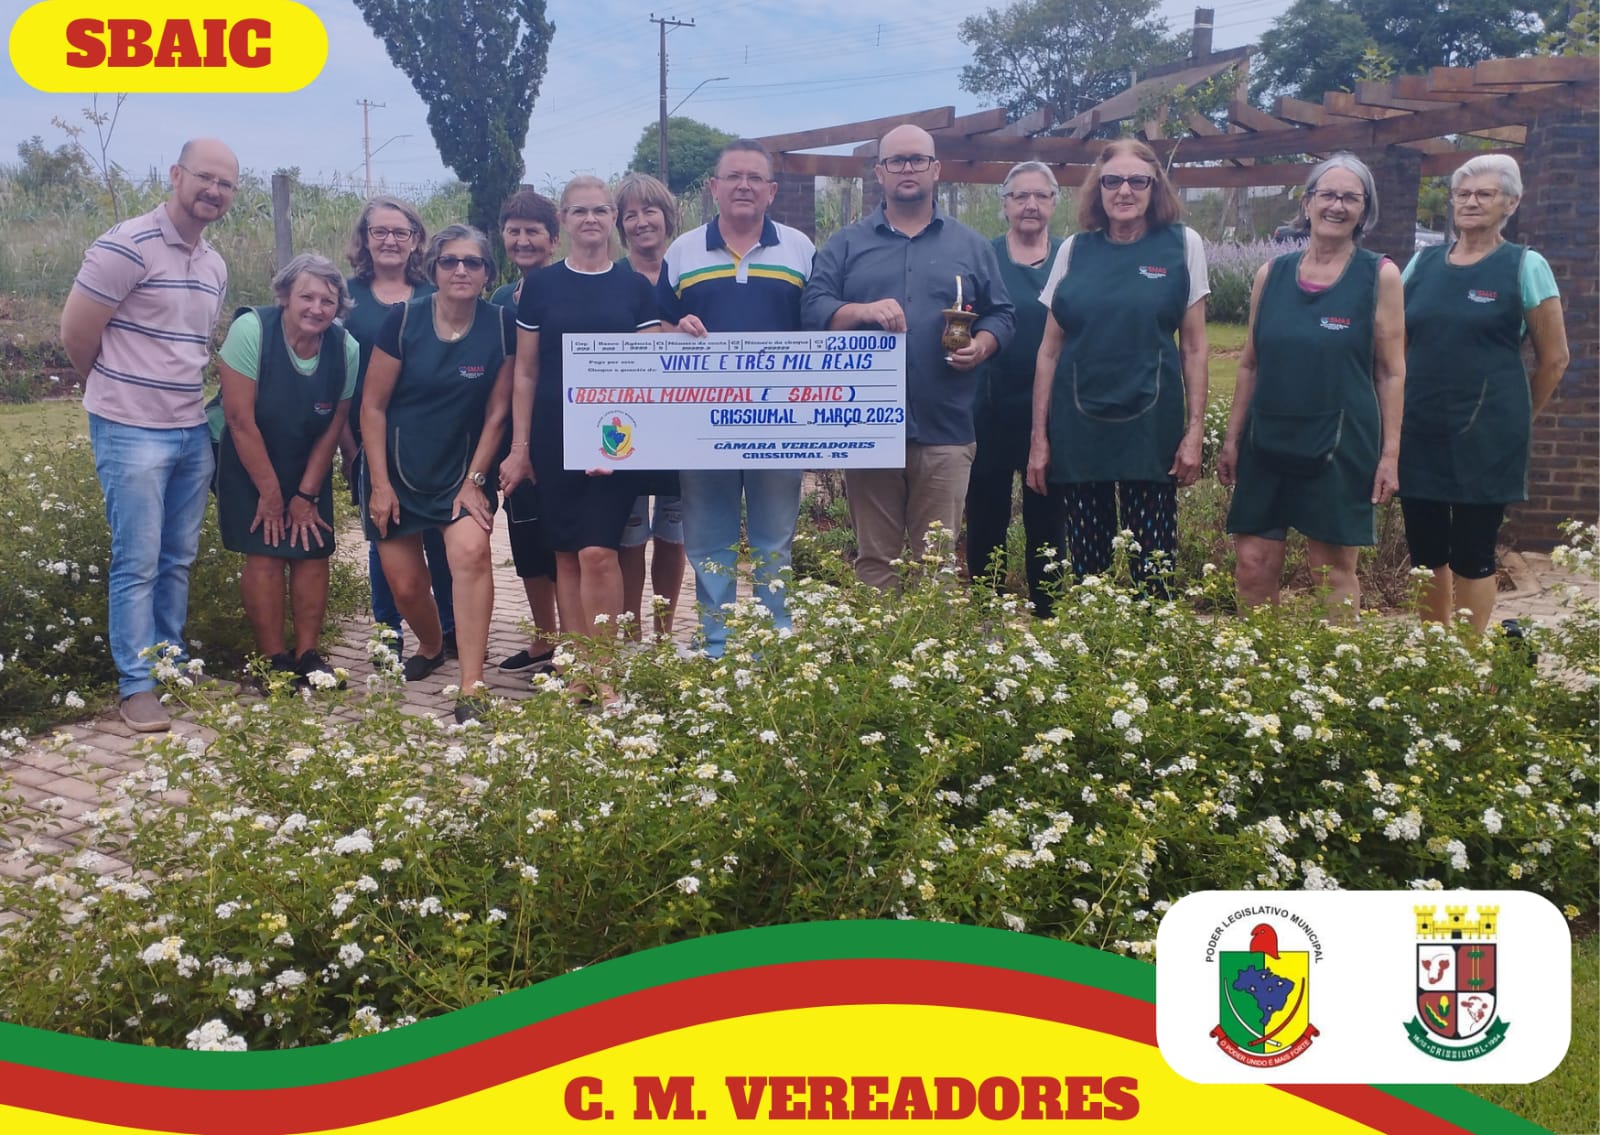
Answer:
[
  {"left": 1217, "top": 152, "right": 1406, "bottom": 617},
  {"left": 967, "top": 160, "right": 1068, "bottom": 615},
  {"left": 1398, "top": 153, "right": 1569, "bottom": 631},
  {"left": 212, "top": 253, "right": 359, "bottom": 683}
]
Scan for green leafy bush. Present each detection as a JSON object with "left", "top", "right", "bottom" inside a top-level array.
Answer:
[
  {"left": 0, "top": 435, "right": 367, "bottom": 729},
  {"left": 1, "top": 531, "right": 1592, "bottom": 1049}
]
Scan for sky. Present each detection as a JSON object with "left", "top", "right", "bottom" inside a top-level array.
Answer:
[{"left": 1, "top": 0, "right": 1290, "bottom": 196}]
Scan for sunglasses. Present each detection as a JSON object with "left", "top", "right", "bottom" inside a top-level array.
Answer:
[
  {"left": 437, "top": 255, "right": 489, "bottom": 273},
  {"left": 1100, "top": 174, "right": 1155, "bottom": 191}
]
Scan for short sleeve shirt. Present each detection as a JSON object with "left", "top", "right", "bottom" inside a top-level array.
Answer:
[{"left": 73, "top": 202, "right": 227, "bottom": 429}]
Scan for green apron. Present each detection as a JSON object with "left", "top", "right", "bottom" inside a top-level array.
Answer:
[
  {"left": 1399, "top": 242, "right": 1530, "bottom": 503},
  {"left": 361, "top": 296, "right": 508, "bottom": 540},
  {"left": 215, "top": 306, "right": 346, "bottom": 560},
  {"left": 1046, "top": 225, "right": 1189, "bottom": 484},
  {"left": 1226, "top": 248, "right": 1382, "bottom": 547},
  {"left": 975, "top": 233, "right": 1063, "bottom": 450}
]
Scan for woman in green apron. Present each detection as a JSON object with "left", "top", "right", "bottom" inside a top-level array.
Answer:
[
  {"left": 361, "top": 225, "right": 515, "bottom": 724},
  {"left": 339, "top": 196, "right": 456, "bottom": 659},
  {"left": 1399, "top": 154, "right": 1569, "bottom": 631},
  {"left": 1217, "top": 154, "right": 1406, "bottom": 618},
  {"left": 1026, "top": 140, "right": 1211, "bottom": 594},
  {"left": 212, "top": 254, "right": 357, "bottom": 683},
  {"left": 969, "top": 161, "right": 1066, "bottom": 615}
]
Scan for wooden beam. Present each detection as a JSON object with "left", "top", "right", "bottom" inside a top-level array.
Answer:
[
  {"left": 757, "top": 107, "right": 954, "bottom": 153},
  {"left": 1228, "top": 100, "right": 1294, "bottom": 132},
  {"left": 1273, "top": 97, "right": 1331, "bottom": 125},
  {"left": 1315, "top": 94, "right": 1452, "bottom": 152},
  {"left": 934, "top": 108, "right": 1009, "bottom": 137},
  {"left": 909, "top": 85, "right": 1585, "bottom": 165},
  {"left": 1419, "top": 148, "right": 1522, "bottom": 177},
  {"left": 1425, "top": 67, "right": 1560, "bottom": 95},
  {"left": 774, "top": 150, "right": 1319, "bottom": 188},
  {"left": 1351, "top": 82, "right": 1461, "bottom": 112},
  {"left": 1473, "top": 57, "right": 1599, "bottom": 85},
  {"left": 1465, "top": 125, "right": 1528, "bottom": 144},
  {"left": 990, "top": 106, "right": 1052, "bottom": 137}
]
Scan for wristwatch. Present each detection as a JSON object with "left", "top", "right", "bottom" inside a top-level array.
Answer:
[{"left": 468, "top": 470, "right": 487, "bottom": 488}]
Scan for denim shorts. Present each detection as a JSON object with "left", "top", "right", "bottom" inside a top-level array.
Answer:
[{"left": 620, "top": 494, "right": 684, "bottom": 548}]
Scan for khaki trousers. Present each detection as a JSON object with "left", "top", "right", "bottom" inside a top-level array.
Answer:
[{"left": 845, "top": 442, "right": 977, "bottom": 591}]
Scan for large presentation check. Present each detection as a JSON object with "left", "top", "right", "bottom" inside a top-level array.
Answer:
[{"left": 562, "top": 332, "right": 906, "bottom": 470}]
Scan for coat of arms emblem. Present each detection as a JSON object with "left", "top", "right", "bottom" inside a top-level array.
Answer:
[
  {"left": 1211, "top": 921, "right": 1318, "bottom": 1066},
  {"left": 1406, "top": 904, "right": 1510, "bottom": 1060}
]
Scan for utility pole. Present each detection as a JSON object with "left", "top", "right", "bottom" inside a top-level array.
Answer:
[
  {"left": 357, "top": 98, "right": 385, "bottom": 197},
  {"left": 649, "top": 14, "right": 694, "bottom": 189}
]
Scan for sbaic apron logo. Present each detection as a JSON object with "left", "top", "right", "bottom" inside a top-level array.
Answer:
[{"left": 9, "top": 0, "right": 328, "bottom": 92}]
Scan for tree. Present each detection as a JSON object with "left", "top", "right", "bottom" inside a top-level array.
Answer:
[
  {"left": 352, "top": 1, "right": 552, "bottom": 233},
  {"left": 15, "top": 136, "right": 92, "bottom": 200},
  {"left": 630, "top": 118, "right": 734, "bottom": 195},
  {"left": 1253, "top": 0, "right": 1543, "bottom": 101},
  {"left": 957, "top": 0, "right": 1183, "bottom": 124}
]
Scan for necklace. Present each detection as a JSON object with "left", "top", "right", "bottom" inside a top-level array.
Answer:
[{"left": 435, "top": 303, "right": 472, "bottom": 341}]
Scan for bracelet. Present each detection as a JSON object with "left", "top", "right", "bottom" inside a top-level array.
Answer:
[
  {"left": 509, "top": 442, "right": 529, "bottom": 450},
  {"left": 293, "top": 490, "right": 319, "bottom": 504}
]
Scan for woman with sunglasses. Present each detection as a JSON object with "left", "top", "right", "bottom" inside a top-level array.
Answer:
[
  {"left": 500, "top": 176, "right": 661, "bottom": 708},
  {"left": 1027, "top": 139, "right": 1210, "bottom": 592},
  {"left": 361, "top": 225, "right": 515, "bottom": 723},
  {"left": 1216, "top": 153, "right": 1406, "bottom": 618},
  {"left": 341, "top": 197, "right": 457, "bottom": 661},
  {"left": 1397, "top": 154, "right": 1568, "bottom": 632}
]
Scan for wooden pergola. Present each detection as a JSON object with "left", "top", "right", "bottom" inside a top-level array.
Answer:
[{"left": 753, "top": 54, "right": 1599, "bottom": 548}]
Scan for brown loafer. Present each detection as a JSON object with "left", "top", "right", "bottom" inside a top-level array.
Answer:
[{"left": 119, "top": 691, "right": 171, "bottom": 733}]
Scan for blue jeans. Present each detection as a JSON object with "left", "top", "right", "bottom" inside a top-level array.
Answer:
[
  {"left": 368, "top": 529, "right": 454, "bottom": 650},
  {"left": 679, "top": 469, "right": 802, "bottom": 656},
  {"left": 89, "top": 414, "right": 214, "bottom": 696}
]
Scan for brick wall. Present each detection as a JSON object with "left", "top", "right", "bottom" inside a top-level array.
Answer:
[
  {"left": 768, "top": 173, "right": 817, "bottom": 240},
  {"left": 1358, "top": 146, "right": 1421, "bottom": 270},
  {"left": 1510, "top": 106, "right": 1599, "bottom": 549}
]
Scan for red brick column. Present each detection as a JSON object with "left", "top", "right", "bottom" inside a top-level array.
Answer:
[{"left": 1510, "top": 105, "right": 1598, "bottom": 549}]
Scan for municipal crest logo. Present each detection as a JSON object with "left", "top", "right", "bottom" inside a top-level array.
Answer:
[
  {"left": 598, "top": 411, "right": 636, "bottom": 461},
  {"left": 1405, "top": 905, "right": 1510, "bottom": 1061},
  {"left": 1211, "top": 921, "right": 1318, "bottom": 1067},
  {"left": 1137, "top": 265, "right": 1168, "bottom": 280}
]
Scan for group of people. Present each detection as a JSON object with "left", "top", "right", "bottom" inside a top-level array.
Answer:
[{"left": 61, "top": 129, "right": 1568, "bottom": 732}]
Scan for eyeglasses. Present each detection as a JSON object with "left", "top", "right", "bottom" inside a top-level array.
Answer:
[
  {"left": 1099, "top": 174, "right": 1155, "bottom": 191},
  {"left": 564, "top": 205, "right": 614, "bottom": 218},
  {"left": 716, "top": 172, "right": 770, "bottom": 186},
  {"left": 1310, "top": 189, "right": 1366, "bottom": 207},
  {"left": 367, "top": 226, "right": 416, "bottom": 242},
  {"left": 1452, "top": 188, "right": 1502, "bottom": 204},
  {"left": 1004, "top": 190, "right": 1056, "bottom": 203},
  {"left": 177, "top": 164, "right": 237, "bottom": 194},
  {"left": 436, "top": 255, "right": 488, "bottom": 273},
  {"left": 878, "top": 155, "right": 935, "bottom": 173}
]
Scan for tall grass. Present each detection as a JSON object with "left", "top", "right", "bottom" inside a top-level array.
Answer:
[{"left": 0, "top": 166, "right": 469, "bottom": 306}]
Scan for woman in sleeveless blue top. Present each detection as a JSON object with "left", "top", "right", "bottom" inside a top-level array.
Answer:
[
  {"left": 1398, "top": 154, "right": 1569, "bottom": 632},
  {"left": 1217, "top": 154, "right": 1406, "bottom": 618},
  {"left": 360, "top": 226, "right": 515, "bottom": 723}
]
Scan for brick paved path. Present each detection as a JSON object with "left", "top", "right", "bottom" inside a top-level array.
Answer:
[{"left": 1, "top": 541, "right": 1594, "bottom": 881}]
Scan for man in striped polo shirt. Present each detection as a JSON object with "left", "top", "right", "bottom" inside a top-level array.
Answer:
[
  {"left": 60, "top": 138, "right": 237, "bottom": 732},
  {"left": 658, "top": 139, "right": 815, "bottom": 658}
]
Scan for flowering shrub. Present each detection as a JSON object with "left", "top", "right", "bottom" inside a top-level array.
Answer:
[
  {"left": 0, "top": 437, "right": 366, "bottom": 729},
  {"left": 1, "top": 530, "right": 1593, "bottom": 1049},
  {"left": 1204, "top": 240, "right": 1287, "bottom": 324}
]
